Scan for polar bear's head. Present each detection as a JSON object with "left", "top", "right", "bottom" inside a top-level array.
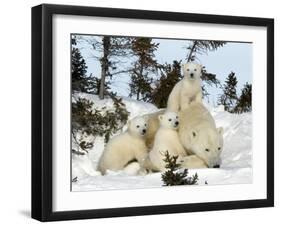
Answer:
[
  {"left": 182, "top": 62, "right": 202, "bottom": 80},
  {"left": 189, "top": 127, "right": 223, "bottom": 168},
  {"left": 128, "top": 116, "right": 148, "bottom": 137},
  {"left": 158, "top": 111, "right": 179, "bottom": 130}
]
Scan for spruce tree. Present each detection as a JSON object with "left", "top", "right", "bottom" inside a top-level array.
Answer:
[
  {"left": 186, "top": 41, "right": 227, "bottom": 62},
  {"left": 82, "top": 35, "right": 133, "bottom": 99},
  {"left": 71, "top": 35, "right": 95, "bottom": 93},
  {"left": 161, "top": 151, "right": 199, "bottom": 186},
  {"left": 72, "top": 47, "right": 91, "bottom": 93},
  {"left": 72, "top": 96, "right": 129, "bottom": 154},
  {"left": 218, "top": 72, "right": 238, "bottom": 112},
  {"left": 201, "top": 68, "right": 221, "bottom": 97},
  {"left": 129, "top": 38, "right": 160, "bottom": 101},
  {"left": 234, "top": 83, "right": 252, "bottom": 113},
  {"left": 151, "top": 60, "right": 182, "bottom": 108}
]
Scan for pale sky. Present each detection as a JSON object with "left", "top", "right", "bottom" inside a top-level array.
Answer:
[{"left": 75, "top": 35, "right": 252, "bottom": 105}]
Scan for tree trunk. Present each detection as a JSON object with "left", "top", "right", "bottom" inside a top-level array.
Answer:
[
  {"left": 99, "top": 36, "right": 110, "bottom": 99},
  {"left": 187, "top": 41, "right": 198, "bottom": 62},
  {"left": 136, "top": 65, "right": 144, "bottom": 100}
]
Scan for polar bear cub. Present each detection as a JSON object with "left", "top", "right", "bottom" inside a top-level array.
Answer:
[
  {"left": 167, "top": 62, "right": 203, "bottom": 112},
  {"left": 148, "top": 111, "right": 187, "bottom": 172},
  {"left": 179, "top": 102, "right": 223, "bottom": 168},
  {"left": 97, "top": 116, "right": 149, "bottom": 175}
]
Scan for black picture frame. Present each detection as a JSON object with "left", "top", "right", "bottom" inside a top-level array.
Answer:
[{"left": 32, "top": 3, "right": 274, "bottom": 222}]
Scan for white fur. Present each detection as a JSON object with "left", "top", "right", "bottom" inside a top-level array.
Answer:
[
  {"left": 167, "top": 62, "right": 203, "bottom": 112},
  {"left": 148, "top": 112, "right": 187, "bottom": 172},
  {"left": 97, "top": 116, "right": 149, "bottom": 175},
  {"left": 179, "top": 102, "right": 223, "bottom": 168},
  {"left": 142, "top": 109, "right": 165, "bottom": 148},
  {"left": 181, "top": 155, "right": 208, "bottom": 169}
]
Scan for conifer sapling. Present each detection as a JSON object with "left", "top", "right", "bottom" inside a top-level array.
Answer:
[{"left": 161, "top": 151, "right": 199, "bottom": 186}]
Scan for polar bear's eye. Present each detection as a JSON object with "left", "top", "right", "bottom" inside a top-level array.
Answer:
[
  {"left": 205, "top": 148, "right": 210, "bottom": 152},
  {"left": 168, "top": 118, "right": 172, "bottom": 121},
  {"left": 144, "top": 124, "right": 147, "bottom": 126},
  {"left": 218, "top": 147, "right": 221, "bottom": 150},
  {"left": 187, "top": 68, "right": 190, "bottom": 71},
  {"left": 136, "top": 125, "right": 140, "bottom": 128},
  {"left": 194, "top": 68, "right": 197, "bottom": 71}
]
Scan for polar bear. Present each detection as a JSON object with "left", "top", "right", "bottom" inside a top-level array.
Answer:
[
  {"left": 143, "top": 109, "right": 165, "bottom": 148},
  {"left": 181, "top": 155, "right": 208, "bottom": 169},
  {"left": 167, "top": 62, "right": 203, "bottom": 112},
  {"left": 179, "top": 102, "right": 223, "bottom": 168},
  {"left": 97, "top": 116, "right": 149, "bottom": 175},
  {"left": 147, "top": 111, "right": 187, "bottom": 172}
]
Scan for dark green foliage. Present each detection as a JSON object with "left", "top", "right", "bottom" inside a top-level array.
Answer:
[
  {"left": 218, "top": 72, "right": 238, "bottom": 112},
  {"left": 129, "top": 38, "right": 160, "bottom": 101},
  {"left": 186, "top": 41, "right": 227, "bottom": 62},
  {"left": 85, "top": 36, "right": 133, "bottom": 99},
  {"left": 72, "top": 35, "right": 97, "bottom": 93},
  {"left": 130, "top": 73, "right": 154, "bottom": 101},
  {"left": 233, "top": 83, "right": 252, "bottom": 113},
  {"left": 161, "top": 151, "right": 199, "bottom": 186},
  {"left": 71, "top": 96, "right": 129, "bottom": 154},
  {"left": 72, "top": 96, "right": 128, "bottom": 139},
  {"left": 90, "top": 76, "right": 111, "bottom": 95},
  {"left": 151, "top": 61, "right": 182, "bottom": 108},
  {"left": 103, "top": 95, "right": 130, "bottom": 143},
  {"left": 201, "top": 67, "right": 221, "bottom": 98},
  {"left": 72, "top": 47, "right": 93, "bottom": 93}
]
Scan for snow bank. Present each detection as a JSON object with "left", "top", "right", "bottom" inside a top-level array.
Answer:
[
  {"left": 72, "top": 94, "right": 252, "bottom": 191},
  {"left": 73, "top": 92, "right": 158, "bottom": 120}
]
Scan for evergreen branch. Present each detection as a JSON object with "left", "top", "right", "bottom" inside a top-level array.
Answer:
[
  {"left": 161, "top": 151, "right": 199, "bottom": 186},
  {"left": 186, "top": 41, "right": 198, "bottom": 62}
]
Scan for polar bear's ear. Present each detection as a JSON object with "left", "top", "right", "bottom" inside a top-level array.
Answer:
[
  {"left": 217, "top": 127, "right": 223, "bottom": 135},
  {"left": 158, "top": 115, "right": 163, "bottom": 121}
]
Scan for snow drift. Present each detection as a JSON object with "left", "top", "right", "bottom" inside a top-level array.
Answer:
[{"left": 71, "top": 93, "right": 252, "bottom": 191}]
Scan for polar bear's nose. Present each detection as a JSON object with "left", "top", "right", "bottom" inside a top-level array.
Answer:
[
  {"left": 175, "top": 121, "right": 179, "bottom": 125},
  {"left": 190, "top": 73, "right": 194, "bottom": 78},
  {"left": 142, "top": 129, "right": 146, "bottom": 134},
  {"left": 213, "top": 164, "right": 220, "bottom": 168}
]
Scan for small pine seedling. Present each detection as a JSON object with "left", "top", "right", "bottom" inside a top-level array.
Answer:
[{"left": 161, "top": 151, "right": 199, "bottom": 186}]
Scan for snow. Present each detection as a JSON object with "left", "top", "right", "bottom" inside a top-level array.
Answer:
[{"left": 72, "top": 94, "right": 252, "bottom": 191}]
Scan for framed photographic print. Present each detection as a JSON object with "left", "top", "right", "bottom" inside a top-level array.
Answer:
[{"left": 31, "top": 4, "right": 274, "bottom": 221}]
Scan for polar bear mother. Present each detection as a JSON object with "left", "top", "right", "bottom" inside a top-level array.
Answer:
[{"left": 179, "top": 102, "right": 223, "bottom": 168}]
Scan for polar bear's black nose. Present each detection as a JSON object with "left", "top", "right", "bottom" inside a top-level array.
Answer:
[
  {"left": 175, "top": 121, "right": 179, "bottom": 125},
  {"left": 213, "top": 164, "right": 220, "bottom": 168},
  {"left": 190, "top": 73, "right": 194, "bottom": 78},
  {"left": 142, "top": 129, "right": 146, "bottom": 133}
]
